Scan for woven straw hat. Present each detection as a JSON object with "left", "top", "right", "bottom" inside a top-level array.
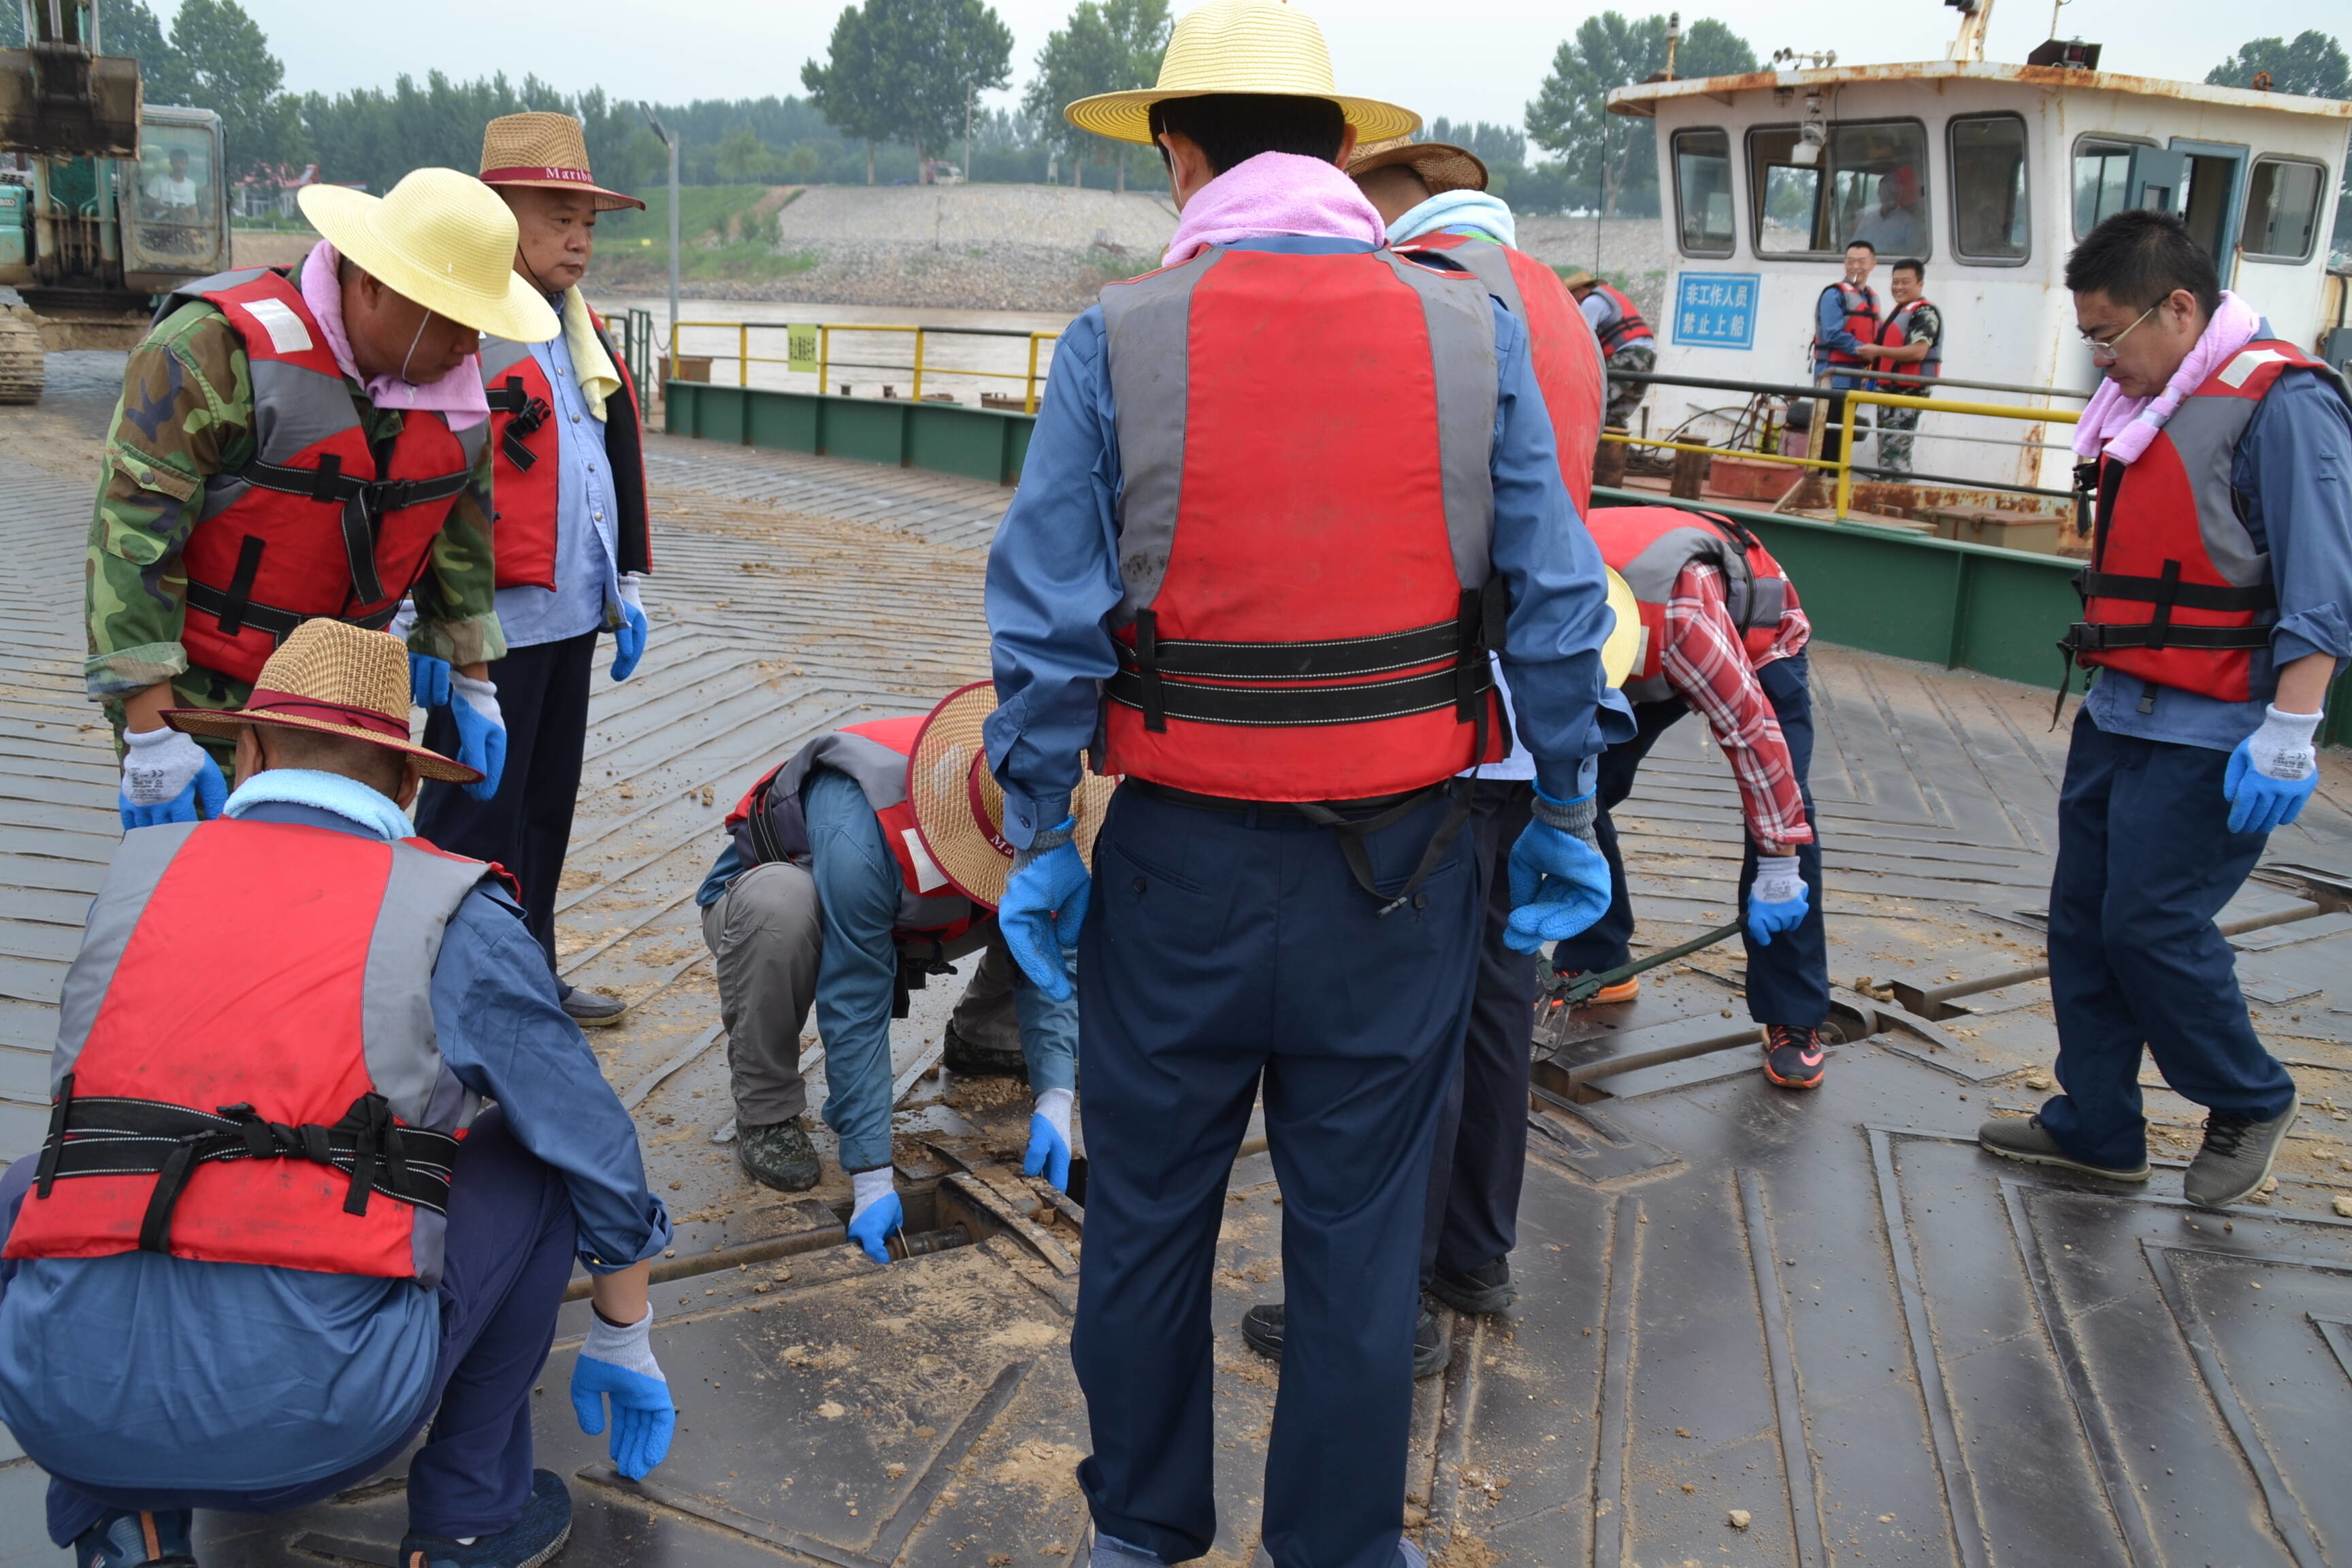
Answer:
[
  {"left": 299, "top": 169, "right": 559, "bottom": 343},
  {"left": 906, "top": 683, "right": 1120, "bottom": 909},
  {"left": 1348, "top": 137, "right": 1488, "bottom": 195},
  {"left": 1561, "top": 269, "right": 1600, "bottom": 294},
  {"left": 1066, "top": 0, "right": 1418, "bottom": 148},
  {"left": 478, "top": 111, "right": 644, "bottom": 212},
  {"left": 165, "top": 619, "right": 481, "bottom": 784}
]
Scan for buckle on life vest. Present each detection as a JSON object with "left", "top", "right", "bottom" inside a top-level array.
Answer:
[{"left": 488, "top": 376, "right": 553, "bottom": 472}]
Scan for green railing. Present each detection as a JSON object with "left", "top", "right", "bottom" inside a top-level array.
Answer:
[{"left": 665, "top": 382, "right": 1033, "bottom": 485}]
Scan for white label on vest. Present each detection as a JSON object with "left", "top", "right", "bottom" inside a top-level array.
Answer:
[
  {"left": 244, "top": 297, "right": 314, "bottom": 356},
  {"left": 2218, "top": 348, "right": 2287, "bottom": 389},
  {"left": 900, "top": 828, "right": 951, "bottom": 894}
]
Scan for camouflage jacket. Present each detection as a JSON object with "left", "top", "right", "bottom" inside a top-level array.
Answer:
[{"left": 85, "top": 298, "right": 504, "bottom": 728}]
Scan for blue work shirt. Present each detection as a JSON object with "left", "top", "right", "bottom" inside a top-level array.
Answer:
[
  {"left": 2083, "top": 360, "right": 2352, "bottom": 751},
  {"left": 0, "top": 798, "right": 671, "bottom": 1494},
  {"left": 982, "top": 235, "right": 1631, "bottom": 838},
  {"left": 1812, "top": 282, "right": 1878, "bottom": 387},
  {"left": 490, "top": 314, "right": 625, "bottom": 649}
]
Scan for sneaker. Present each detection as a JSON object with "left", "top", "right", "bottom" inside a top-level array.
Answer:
[
  {"left": 2184, "top": 1093, "right": 2299, "bottom": 1209},
  {"left": 74, "top": 1510, "right": 195, "bottom": 1568},
  {"left": 1976, "top": 1115, "right": 2151, "bottom": 1181},
  {"left": 1761, "top": 1025, "right": 1827, "bottom": 1090},
  {"left": 736, "top": 1115, "right": 821, "bottom": 1192},
  {"left": 1427, "top": 1255, "right": 1516, "bottom": 1316},
  {"left": 941, "top": 1017, "right": 1028, "bottom": 1079},
  {"left": 401, "top": 1469, "right": 573, "bottom": 1568},
  {"left": 560, "top": 986, "right": 629, "bottom": 1028},
  {"left": 1239, "top": 1302, "right": 1450, "bottom": 1379}
]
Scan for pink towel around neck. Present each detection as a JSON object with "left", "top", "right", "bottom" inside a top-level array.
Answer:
[
  {"left": 1161, "top": 151, "right": 1386, "bottom": 267},
  {"left": 298, "top": 240, "right": 489, "bottom": 431},
  {"left": 2072, "top": 289, "right": 2260, "bottom": 466}
]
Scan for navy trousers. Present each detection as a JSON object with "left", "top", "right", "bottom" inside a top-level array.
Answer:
[
  {"left": 1550, "top": 655, "right": 1829, "bottom": 1028},
  {"left": 2040, "top": 714, "right": 2299, "bottom": 1169},
  {"left": 1418, "top": 779, "right": 1538, "bottom": 1286},
  {"left": 10, "top": 1109, "right": 578, "bottom": 1545},
  {"left": 416, "top": 630, "right": 598, "bottom": 975},
  {"left": 1073, "top": 787, "right": 1479, "bottom": 1568}
]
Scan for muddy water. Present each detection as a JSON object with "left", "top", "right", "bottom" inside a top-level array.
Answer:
[{"left": 593, "top": 295, "right": 1082, "bottom": 407}]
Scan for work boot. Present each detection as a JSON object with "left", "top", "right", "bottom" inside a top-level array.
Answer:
[
  {"left": 559, "top": 983, "right": 629, "bottom": 1028},
  {"left": 74, "top": 1509, "right": 195, "bottom": 1568},
  {"left": 1976, "top": 1115, "right": 2150, "bottom": 1181},
  {"left": 1761, "top": 1025, "right": 1826, "bottom": 1090},
  {"left": 1239, "top": 1301, "right": 1451, "bottom": 1378},
  {"left": 401, "top": 1470, "right": 572, "bottom": 1568},
  {"left": 2184, "top": 1093, "right": 2299, "bottom": 1209},
  {"left": 736, "top": 1115, "right": 821, "bottom": 1192},
  {"left": 941, "top": 1017, "right": 1027, "bottom": 1079},
  {"left": 1428, "top": 1255, "right": 1517, "bottom": 1316}
]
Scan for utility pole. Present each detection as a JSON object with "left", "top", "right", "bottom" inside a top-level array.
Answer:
[
  {"left": 964, "top": 85, "right": 975, "bottom": 183},
  {"left": 640, "top": 103, "right": 680, "bottom": 382}
]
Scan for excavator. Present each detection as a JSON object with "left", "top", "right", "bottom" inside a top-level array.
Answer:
[{"left": 0, "top": 0, "right": 229, "bottom": 402}]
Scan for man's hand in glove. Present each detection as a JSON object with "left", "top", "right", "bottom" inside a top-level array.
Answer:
[
  {"left": 408, "top": 653, "right": 451, "bottom": 712},
  {"left": 999, "top": 817, "right": 1088, "bottom": 1002},
  {"left": 846, "top": 1167, "right": 901, "bottom": 1264},
  {"left": 610, "top": 575, "right": 650, "bottom": 683},
  {"left": 1504, "top": 787, "right": 1612, "bottom": 953},
  {"left": 569, "top": 1305, "right": 674, "bottom": 1482},
  {"left": 448, "top": 672, "right": 508, "bottom": 800},
  {"left": 1746, "top": 855, "right": 1809, "bottom": 945},
  {"left": 1025, "top": 1085, "right": 1074, "bottom": 1192},
  {"left": 118, "top": 726, "right": 227, "bottom": 830},
  {"left": 2225, "top": 705, "right": 2321, "bottom": 836}
]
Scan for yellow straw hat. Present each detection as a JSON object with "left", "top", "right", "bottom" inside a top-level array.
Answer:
[
  {"left": 906, "top": 683, "right": 1120, "bottom": 909},
  {"left": 1066, "top": 0, "right": 1419, "bottom": 148},
  {"left": 1348, "top": 137, "right": 1488, "bottom": 195},
  {"left": 1603, "top": 568, "right": 1639, "bottom": 689},
  {"left": 299, "top": 168, "right": 559, "bottom": 344},
  {"left": 478, "top": 110, "right": 645, "bottom": 212}
]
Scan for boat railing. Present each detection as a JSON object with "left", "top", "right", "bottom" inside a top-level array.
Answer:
[{"left": 665, "top": 318, "right": 1064, "bottom": 414}]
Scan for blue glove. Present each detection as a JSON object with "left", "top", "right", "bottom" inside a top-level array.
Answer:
[
  {"left": 407, "top": 652, "right": 451, "bottom": 712},
  {"left": 1746, "top": 854, "right": 1809, "bottom": 946},
  {"left": 2224, "top": 705, "right": 2322, "bottom": 836},
  {"left": 1503, "top": 788, "right": 1613, "bottom": 954},
  {"left": 447, "top": 672, "right": 507, "bottom": 801},
  {"left": 610, "top": 602, "right": 650, "bottom": 683},
  {"left": 118, "top": 727, "right": 227, "bottom": 830},
  {"left": 847, "top": 1173, "right": 902, "bottom": 1264},
  {"left": 999, "top": 817, "right": 1088, "bottom": 1002},
  {"left": 570, "top": 1307, "right": 674, "bottom": 1481},
  {"left": 1024, "top": 1088, "right": 1075, "bottom": 1191}
]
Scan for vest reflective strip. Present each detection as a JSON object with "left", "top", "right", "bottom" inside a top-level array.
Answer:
[
  {"left": 2145, "top": 392, "right": 2268, "bottom": 588},
  {"left": 1382, "top": 248, "right": 1501, "bottom": 591},
  {"left": 1433, "top": 240, "right": 1525, "bottom": 319},
  {"left": 480, "top": 338, "right": 534, "bottom": 379}
]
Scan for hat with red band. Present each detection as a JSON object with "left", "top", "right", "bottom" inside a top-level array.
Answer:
[
  {"left": 905, "top": 682, "right": 1120, "bottom": 909},
  {"left": 477, "top": 111, "right": 644, "bottom": 212}
]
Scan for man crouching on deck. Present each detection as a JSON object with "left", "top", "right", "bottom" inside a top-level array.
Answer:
[{"left": 0, "top": 621, "right": 675, "bottom": 1568}]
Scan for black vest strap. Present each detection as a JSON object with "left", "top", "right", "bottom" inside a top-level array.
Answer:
[
  {"left": 238, "top": 457, "right": 474, "bottom": 609},
  {"left": 183, "top": 578, "right": 405, "bottom": 642},
  {"left": 487, "top": 375, "right": 552, "bottom": 472},
  {"left": 2076, "top": 568, "right": 2276, "bottom": 615}
]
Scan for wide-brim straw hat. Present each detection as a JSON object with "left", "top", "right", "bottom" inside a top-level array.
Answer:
[
  {"left": 1066, "top": 0, "right": 1419, "bottom": 148},
  {"left": 1348, "top": 137, "right": 1488, "bottom": 195},
  {"left": 478, "top": 111, "right": 644, "bottom": 212},
  {"left": 1561, "top": 269, "right": 1600, "bottom": 293},
  {"left": 299, "top": 169, "right": 559, "bottom": 344},
  {"left": 165, "top": 619, "right": 481, "bottom": 785},
  {"left": 907, "top": 683, "right": 1119, "bottom": 909},
  {"left": 1603, "top": 568, "right": 1639, "bottom": 689}
]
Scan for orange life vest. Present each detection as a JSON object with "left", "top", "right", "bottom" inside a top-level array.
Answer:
[
  {"left": 1587, "top": 505, "right": 1799, "bottom": 704},
  {"left": 1585, "top": 281, "right": 1654, "bottom": 355},
  {"left": 1814, "top": 280, "right": 1882, "bottom": 376},
  {"left": 477, "top": 319, "right": 653, "bottom": 593}
]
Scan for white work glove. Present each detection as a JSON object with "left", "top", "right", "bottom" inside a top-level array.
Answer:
[
  {"left": 846, "top": 1166, "right": 902, "bottom": 1264},
  {"left": 447, "top": 672, "right": 508, "bottom": 801},
  {"left": 616, "top": 574, "right": 645, "bottom": 616},
  {"left": 118, "top": 726, "right": 228, "bottom": 828},
  {"left": 386, "top": 597, "right": 419, "bottom": 644},
  {"left": 1026, "top": 1085, "right": 1074, "bottom": 1191},
  {"left": 570, "top": 1305, "right": 674, "bottom": 1480},
  {"left": 2225, "top": 704, "right": 2323, "bottom": 835},
  {"left": 1746, "top": 853, "right": 1810, "bottom": 947}
]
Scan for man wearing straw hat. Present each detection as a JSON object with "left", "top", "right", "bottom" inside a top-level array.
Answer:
[
  {"left": 86, "top": 167, "right": 555, "bottom": 832},
  {"left": 983, "top": 3, "right": 1631, "bottom": 1563},
  {"left": 1562, "top": 267, "right": 1657, "bottom": 434},
  {"left": 0, "top": 619, "right": 675, "bottom": 1568},
  {"left": 697, "top": 683, "right": 1107, "bottom": 1237},
  {"left": 410, "top": 112, "right": 657, "bottom": 1030}
]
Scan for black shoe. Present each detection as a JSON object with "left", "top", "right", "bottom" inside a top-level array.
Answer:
[
  {"left": 74, "top": 1510, "right": 195, "bottom": 1568},
  {"left": 1762, "top": 1025, "right": 1826, "bottom": 1090},
  {"left": 736, "top": 1116, "right": 822, "bottom": 1192},
  {"left": 1239, "top": 1301, "right": 1451, "bottom": 1379},
  {"left": 1976, "top": 1114, "right": 2151, "bottom": 1181},
  {"left": 400, "top": 1469, "right": 573, "bottom": 1568},
  {"left": 941, "top": 1017, "right": 1028, "bottom": 1078},
  {"left": 2185, "top": 1092, "right": 2299, "bottom": 1209},
  {"left": 1428, "top": 1255, "right": 1516, "bottom": 1316},
  {"left": 560, "top": 986, "right": 629, "bottom": 1028}
]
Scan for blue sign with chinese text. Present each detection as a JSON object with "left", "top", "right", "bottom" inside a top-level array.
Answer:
[{"left": 1671, "top": 272, "right": 1760, "bottom": 350}]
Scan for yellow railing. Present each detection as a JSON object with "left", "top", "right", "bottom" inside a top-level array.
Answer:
[{"left": 667, "top": 320, "right": 1065, "bottom": 414}]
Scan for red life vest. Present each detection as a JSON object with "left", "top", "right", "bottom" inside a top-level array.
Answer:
[
  {"left": 1096, "top": 246, "right": 1505, "bottom": 802},
  {"left": 727, "top": 716, "right": 977, "bottom": 938},
  {"left": 1876, "top": 296, "right": 1940, "bottom": 383},
  {"left": 5, "top": 819, "right": 494, "bottom": 1287},
  {"left": 1395, "top": 231, "right": 1603, "bottom": 517},
  {"left": 162, "top": 269, "right": 487, "bottom": 685},
  {"left": 478, "top": 319, "right": 654, "bottom": 593},
  {"left": 2061, "top": 340, "right": 2341, "bottom": 703},
  {"left": 1587, "top": 505, "right": 1799, "bottom": 704},
  {"left": 1586, "top": 282, "right": 1654, "bottom": 356},
  {"left": 1814, "top": 280, "right": 1882, "bottom": 375}
]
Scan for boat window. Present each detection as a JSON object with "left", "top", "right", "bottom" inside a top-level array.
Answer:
[
  {"left": 1748, "top": 121, "right": 1929, "bottom": 257},
  {"left": 2241, "top": 157, "right": 2324, "bottom": 262},
  {"left": 1948, "top": 114, "right": 2029, "bottom": 263},
  {"left": 2072, "top": 140, "right": 2136, "bottom": 237},
  {"left": 1671, "top": 129, "right": 1735, "bottom": 257}
]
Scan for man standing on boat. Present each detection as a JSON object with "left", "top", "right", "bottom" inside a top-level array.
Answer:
[
  {"left": 1980, "top": 209, "right": 2352, "bottom": 1209},
  {"left": 1563, "top": 268, "right": 1656, "bottom": 433},
  {"left": 981, "top": 2, "right": 1630, "bottom": 1561},
  {"left": 1809, "top": 240, "right": 1882, "bottom": 468},
  {"left": 1866, "top": 258, "right": 1941, "bottom": 477}
]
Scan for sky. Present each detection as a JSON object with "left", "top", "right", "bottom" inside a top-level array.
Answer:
[{"left": 201, "top": 0, "right": 2340, "bottom": 131}]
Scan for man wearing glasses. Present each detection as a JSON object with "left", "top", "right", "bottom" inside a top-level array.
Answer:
[{"left": 1978, "top": 210, "right": 2352, "bottom": 1208}]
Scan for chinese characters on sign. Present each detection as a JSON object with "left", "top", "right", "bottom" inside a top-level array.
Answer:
[
  {"left": 1671, "top": 272, "right": 1760, "bottom": 350},
  {"left": 787, "top": 324, "right": 819, "bottom": 374}
]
